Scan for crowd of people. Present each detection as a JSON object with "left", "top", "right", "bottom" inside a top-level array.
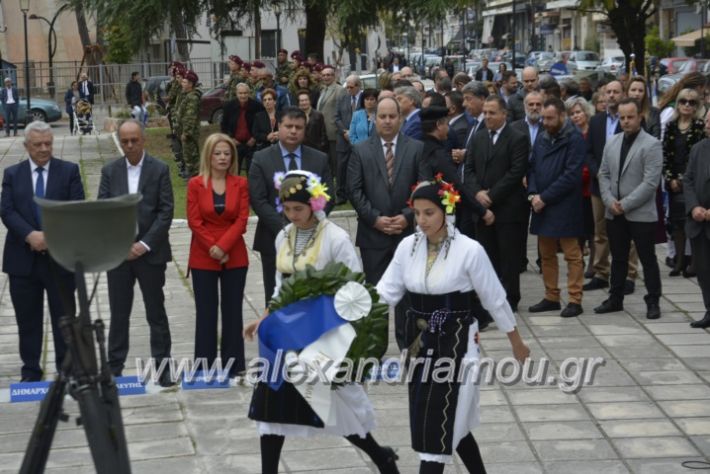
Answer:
[{"left": 5, "top": 48, "right": 710, "bottom": 473}]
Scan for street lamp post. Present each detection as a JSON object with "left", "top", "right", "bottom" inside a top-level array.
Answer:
[
  {"left": 19, "top": 0, "right": 30, "bottom": 117},
  {"left": 273, "top": 3, "right": 282, "bottom": 53},
  {"left": 30, "top": 4, "right": 69, "bottom": 100}
]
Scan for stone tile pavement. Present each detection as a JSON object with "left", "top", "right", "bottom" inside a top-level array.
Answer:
[{"left": 0, "top": 134, "right": 709, "bottom": 472}]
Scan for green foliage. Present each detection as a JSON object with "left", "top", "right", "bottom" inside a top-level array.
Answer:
[
  {"left": 103, "top": 17, "right": 135, "bottom": 63},
  {"left": 684, "top": 34, "right": 710, "bottom": 57},
  {"left": 645, "top": 25, "right": 675, "bottom": 58}
]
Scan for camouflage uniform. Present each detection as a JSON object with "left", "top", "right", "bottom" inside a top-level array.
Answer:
[
  {"left": 165, "top": 78, "right": 182, "bottom": 132},
  {"left": 225, "top": 72, "right": 247, "bottom": 100},
  {"left": 275, "top": 61, "right": 293, "bottom": 86},
  {"left": 169, "top": 84, "right": 186, "bottom": 168},
  {"left": 176, "top": 88, "right": 202, "bottom": 176}
]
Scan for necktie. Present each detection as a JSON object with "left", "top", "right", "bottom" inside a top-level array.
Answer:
[
  {"left": 34, "top": 167, "right": 45, "bottom": 227},
  {"left": 385, "top": 142, "right": 394, "bottom": 184},
  {"left": 351, "top": 95, "right": 357, "bottom": 111},
  {"left": 287, "top": 153, "right": 298, "bottom": 171},
  {"left": 489, "top": 129, "right": 497, "bottom": 145}
]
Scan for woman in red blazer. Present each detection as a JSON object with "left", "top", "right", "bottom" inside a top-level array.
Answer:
[{"left": 187, "top": 133, "right": 249, "bottom": 378}]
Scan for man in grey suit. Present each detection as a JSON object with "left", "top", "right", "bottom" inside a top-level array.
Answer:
[
  {"left": 595, "top": 98, "right": 662, "bottom": 319},
  {"left": 316, "top": 66, "right": 345, "bottom": 185},
  {"left": 249, "top": 107, "right": 333, "bottom": 306},
  {"left": 348, "top": 97, "right": 428, "bottom": 349},
  {"left": 98, "top": 120, "right": 175, "bottom": 385},
  {"left": 684, "top": 109, "right": 710, "bottom": 328},
  {"left": 334, "top": 74, "right": 361, "bottom": 204}
]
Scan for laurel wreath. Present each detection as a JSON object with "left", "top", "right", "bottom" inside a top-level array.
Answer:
[{"left": 268, "top": 261, "right": 389, "bottom": 378}]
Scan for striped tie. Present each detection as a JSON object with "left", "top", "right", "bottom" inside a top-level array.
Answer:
[{"left": 385, "top": 142, "right": 394, "bottom": 184}]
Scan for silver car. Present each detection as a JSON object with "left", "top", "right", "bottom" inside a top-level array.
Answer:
[
  {"left": 569, "top": 51, "right": 601, "bottom": 71},
  {"left": 598, "top": 56, "right": 625, "bottom": 75}
]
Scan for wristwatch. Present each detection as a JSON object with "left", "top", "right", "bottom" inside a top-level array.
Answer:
[{"left": 527, "top": 194, "right": 535, "bottom": 203}]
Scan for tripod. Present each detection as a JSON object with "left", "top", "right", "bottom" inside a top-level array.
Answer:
[{"left": 20, "top": 262, "right": 131, "bottom": 474}]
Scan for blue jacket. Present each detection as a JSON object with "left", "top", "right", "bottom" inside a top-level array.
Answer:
[
  {"left": 401, "top": 109, "right": 423, "bottom": 141},
  {"left": 348, "top": 109, "right": 373, "bottom": 145},
  {"left": 528, "top": 121, "right": 586, "bottom": 238},
  {"left": 0, "top": 87, "right": 19, "bottom": 106},
  {"left": 1, "top": 157, "right": 85, "bottom": 276}
]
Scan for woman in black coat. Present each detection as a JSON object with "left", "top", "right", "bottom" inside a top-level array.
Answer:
[{"left": 220, "top": 83, "right": 265, "bottom": 174}]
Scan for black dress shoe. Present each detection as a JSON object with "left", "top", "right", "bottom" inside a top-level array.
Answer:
[
  {"left": 158, "top": 371, "right": 177, "bottom": 387},
  {"left": 20, "top": 375, "right": 42, "bottom": 382},
  {"left": 583, "top": 277, "right": 609, "bottom": 291},
  {"left": 594, "top": 299, "right": 623, "bottom": 314},
  {"left": 561, "top": 303, "right": 583, "bottom": 318},
  {"left": 376, "top": 446, "right": 400, "bottom": 474},
  {"left": 646, "top": 301, "right": 661, "bottom": 320},
  {"left": 665, "top": 256, "right": 675, "bottom": 268},
  {"left": 683, "top": 268, "right": 697, "bottom": 278},
  {"left": 669, "top": 269, "right": 681, "bottom": 277},
  {"left": 691, "top": 312, "right": 710, "bottom": 328},
  {"left": 584, "top": 269, "right": 595, "bottom": 279},
  {"left": 623, "top": 280, "right": 635, "bottom": 295},
  {"left": 528, "top": 299, "right": 562, "bottom": 313}
]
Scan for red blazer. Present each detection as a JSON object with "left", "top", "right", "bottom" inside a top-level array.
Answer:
[{"left": 187, "top": 175, "right": 250, "bottom": 270}]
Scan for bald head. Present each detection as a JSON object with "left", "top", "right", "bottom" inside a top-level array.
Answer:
[{"left": 522, "top": 67, "right": 539, "bottom": 93}]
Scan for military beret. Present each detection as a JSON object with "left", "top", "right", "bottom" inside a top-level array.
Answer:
[
  {"left": 313, "top": 63, "right": 324, "bottom": 72},
  {"left": 291, "top": 50, "right": 302, "bottom": 59},
  {"left": 228, "top": 55, "right": 243, "bottom": 65},
  {"left": 420, "top": 106, "right": 449, "bottom": 123},
  {"left": 252, "top": 60, "right": 266, "bottom": 69},
  {"left": 278, "top": 48, "right": 288, "bottom": 55},
  {"left": 242, "top": 62, "right": 252, "bottom": 71},
  {"left": 184, "top": 70, "right": 199, "bottom": 84}
]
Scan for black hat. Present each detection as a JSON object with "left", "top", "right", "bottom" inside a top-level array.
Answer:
[
  {"left": 279, "top": 173, "right": 311, "bottom": 205},
  {"left": 420, "top": 106, "right": 449, "bottom": 124},
  {"left": 410, "top": 182, "right": 445, "bottom": 213}
]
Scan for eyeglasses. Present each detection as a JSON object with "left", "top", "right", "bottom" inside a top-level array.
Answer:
[{"left": 679, "top": 98, "right": 698, "bottom": 107}]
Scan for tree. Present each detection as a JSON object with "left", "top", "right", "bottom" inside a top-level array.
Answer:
[
  {"left": 576, "top": 0, "right": 657, "bottom": 75},
  {"left": 645, "top": 25, "right": 675, "bottom": 58}
]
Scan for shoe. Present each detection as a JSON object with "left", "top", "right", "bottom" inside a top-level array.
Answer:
[
  {"left": 594, "top": 299, "right": 623, "bottom": 314},
  {"left": 665, "top": 256, "right": 675, "bottom": 268},
  {"left": 158, "top": 371, "right": 176, "bottom": 387},
  {"left": 646, "top": 301, "right": 661, "bottom": 320},
  {"left": 683, "top": 267, "right": 697, "bottom": 278},
  {"left": 583, "top": 277, "right": 609, "bottom": 291},
  {"left": 669, "top": 269, "right": 681, "bottom": 277},
  {"left": 623, "top": 280, "right": 635, "bottom": 295},
  {"left": 20, "top": 375, "right": 42, "bottom": 382},
  {"left": 528, "top": 299, "right": 562, "bottom": 313},
  {"left": 376, "top": 446, "right": 400, "bottom": 474},
  {"left": 561, "top": 303, "right": 583, "bottom": 318},
  {"left": 584, "top": 269, "right": 595, "bottom": 279},
  {"left": 690, "top": 312, "right": 710, "bottom": 328}
]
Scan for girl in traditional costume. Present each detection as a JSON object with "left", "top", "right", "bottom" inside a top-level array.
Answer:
[
  {"left": 243, "top": 171, "right": 398, "bottom": 474},
  {"left": 376, "top": 177, "right": 530, "bottom": 474}
]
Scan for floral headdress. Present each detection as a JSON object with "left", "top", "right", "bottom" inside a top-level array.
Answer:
[
  {"left": 408, "top": 173, "right": 461, "bottom": 215},
  {"left": 273, "top": 170, "right": 330, "bottom": 220}
]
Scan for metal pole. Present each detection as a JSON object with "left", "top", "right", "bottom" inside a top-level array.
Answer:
[
  {"left": 23, "top": 10, "right": 30, "bottom": 116},
  {"left": 512, "top": 0, "right": 516, "bottom": 72},
  {"left": 276, "top": 12, "right": 281, "bottom": 51}
]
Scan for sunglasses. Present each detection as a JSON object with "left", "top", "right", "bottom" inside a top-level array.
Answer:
[{"left": 679, "top": 98, "right": 698, "bottom": 107}]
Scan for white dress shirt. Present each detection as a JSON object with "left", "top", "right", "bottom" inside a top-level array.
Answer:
[
  {"left": 380, "top": 134, "right": 399, "bottom": 157},
  {"left": 490, "top": 123, "right": 506, "bottom": 145},
  {"left": 30, "top": 158, "right": 50, "bottom": 195},
  {"left": 5, "top": 86, "right": 15, "bottom": 104},
  {"left": 125, "top": 153, "right": 150, "bottom": 251}
]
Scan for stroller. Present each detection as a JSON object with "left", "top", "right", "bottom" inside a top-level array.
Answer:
[{"left": 73, "top": 99, "right": 95, "bottom": 135}]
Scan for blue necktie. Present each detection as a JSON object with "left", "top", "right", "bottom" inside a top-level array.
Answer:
[{"left": 34, "top": 167, "right": 45, "bottom": 227}]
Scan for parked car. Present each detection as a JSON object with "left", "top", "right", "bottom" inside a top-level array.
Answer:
[
  {"left": 568, "top": 51, "right": 600, "bottom": 71},
  {"left": 199, "top": 83, "right": 227, "bottom": 124},
  {"left": 0, "top": 97, "right": 62, "bottom": 125},
  {"left": 659, "top": 57, "right": 689, "bottom": 75},
  {"left": 598, "top": 56, "right": 625, "bottom": 75},
  {"left": 657, "top": 60, "right": 710, "bottom": 94},
  {"left": 536, "top": 52, "right": 556, "bottom": 72}
]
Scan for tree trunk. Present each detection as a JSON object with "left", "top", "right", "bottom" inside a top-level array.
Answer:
[
  {"left": 304, "top": 1, "right": 327, "bottom": 63},
  {"left": 74, "top": 5, "right": 92, "bottom": 61},
  {"left": 171, "top": 17, "right": 190, "bottom": 61},
  {"left": 607, "top": 0, "right": 649, "bottom": 76},
  {"left": 254, "top": 5, "right": 261, "bottom": 58}
]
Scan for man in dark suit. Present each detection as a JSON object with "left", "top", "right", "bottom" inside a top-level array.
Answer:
[
  {"left": 685, "top": 110, "right": 710, "bottom": 328},
  {"left": 445, "top": 91, "right": 469, "bottom": 150},
  {"left": 249, "top": 107, "right": 333, "bottom": 307},
  {"left": 221, "top": 82, "right": 265, "bottom": 174},
  {"left": 1, "top": 77, "right": 19, "bottom": 136},
  {"left": 1, "top": 121, "right": 84, "bottom": 381},
  {"left": 395, "top": 86, "right": 423, "bottom": 141},
  {"left": 595, "top": 98, "right": 662, "bottom": 319},
  {"left": 465, "top": 95, "right": 530, "bottom": 312},
  {"left": 334, "top": 75, "right": 362, "bottom": 204},
  {"left": 474, "top": 57, "right": 494, "bottom": 82},
  {"left": 79, "top": 72, "right": 94, "bottom": 104},
  {"left": 98, "top": 120, "right": 175, "bottom": 385},
  {"left": 500, "top": 71, "right": 525, "bottom": 122},
  {"left": 348, "top": 96, "right": 427, "bottom": 349},
  {"left": 585, "top": 80, "right": 639, "bottom": 294}
]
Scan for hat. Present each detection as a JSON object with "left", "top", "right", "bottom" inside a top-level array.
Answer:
[
  {"left": 274, "top": 170, "right": 331, "bottom": 218},
  {"left": 420, "top": 106, "right": 449, "bottom": 123},
  {"left": 242, "top": 62, "right": 252, "bottom": 72},
  {"left": 229, "top": 55, "right": 243, "bottom": 65},
  {"left": 184, "top": 70, "right": 199, "bottom": 84},
  {"left": 291, "top": 50, "right": 302, "bottom": 60},
  {"left": 409, "top": 174, "right": 460, "bottom": 215},
  {"left": 252, "top": 60, "right": 266, "bottom": 69},
  {"left": 278, "top": 48, "right": 288, "bottom": 55},
  {"left": 313, "top": 63, "right": 325, "bottom": 72}
]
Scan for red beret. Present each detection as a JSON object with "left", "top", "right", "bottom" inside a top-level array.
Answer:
[
  {"left": 242, "top": 62, "right": 252, "bottom": 71},
  {"left": 313, "top": 63, "right": 324, "bottom": 72},
  {"left": 291, "top": 50, "right": 302, "bottom": 59},
  {"left": 184, "top": 70, "right": 199, "bottom": 84},
  {"left": 228, "top": 55, "right": 243, "bottom": 65},
  {"left": 252, "top": 60, "right": 266, "bottom": 69}
]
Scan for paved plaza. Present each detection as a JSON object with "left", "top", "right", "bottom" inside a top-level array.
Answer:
[{"left": 1, "top": 132, "right": 710, "bottom": 473}]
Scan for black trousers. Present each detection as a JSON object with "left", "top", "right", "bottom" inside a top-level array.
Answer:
[
  {"left": 107, "top": 259, "right": 172, "bottom": 375},
  {"left": 361, "top": 246, "right": 412, "bottom": 350},
  {"left": 4, "top": 103, "right": 18, "bottom": 134},
  {"left": 260, "top": 252, "right": 277, "bottom": 308},
  {"left": 475, "top": 221, "right": 526, "bottom": 311},
  {"left": 691, "top": 235, "right": 710, "bottom": 311},
  {"left": 9, "top": 254, "right": 75, "bottom": 380},
  {"left": 191, "top": 267, "right": 247, "bottom": 375},
  {"left": 336, "top": 148, "right": 351, "bottom": 201},
  {"left": 606, "top": 217, "right": 661, "bottom": 302},
  {"left": 237, "top": 144, "right": 255, "bottom": 176}
]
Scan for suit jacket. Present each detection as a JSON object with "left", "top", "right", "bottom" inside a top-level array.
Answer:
[
  {"left": 79, "top": 80, "right": 95, "bottom": 104},
  {"left": 598, "top": 129, "right": 662, "bottom": 222},
  {"left": 0, "top": 87, "right": 19, "bottom": 106},
  {"left": 305, "top": 109, "right": 329, "bottom": 153},
  {"left": 349, "top": 109, "right": 374, "bottom": 146},
  {"left": 401, "top": 109, "right": 423, "bottom": 141},
  {"left": 317, "top": 83, "right": 345, "bottom": 141},
  {"left": 221, "top": 98, "right": 265, "bottom": 140},
  {"left": 587, "top": 111, "right": 621, "bottom": 196},
  {"left": 1, "top": 157, "right": 85, "bottom": 276},
  {"left": 448, "top": 114, "right": 470, "bottom": 150},
  {"left": 474, "top": 68, "right": 494, "bottom": 81},
  {"left": 464, "top": 124, "right": 530, "bottom": 224},
  {"left": 98, "top": 154, "right": 174, "bottom": 264},
  {"left": 249, "top": 143, "right": 333, "bottom": 254},
  {"left": 510, "top": 117, "right": 542, "bottom": 152},
  {"left": 334, "top": 92, "right": 359, "bottom": 153},
  {"left": 684, "top": 138, "right": 710, "bottom": 240},
  {"left": 348, "top": 132, "right": 428, "bottom": 249},
  {"left": 187, "top": 175, "right": 250, "bottom": 270},
  {"left": 505, "top": 91, "right": 525, "bottom": 122}
]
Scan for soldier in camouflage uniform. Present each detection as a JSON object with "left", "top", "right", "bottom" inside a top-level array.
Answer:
[
  {"left": 225, "top": 55, "right": 248, "bottom": 101},
  {"left": 165, "top": 62, "right": 184, "bottom": 134},
  {"left": 275, "top": 48, "right": 293, "bottom": 86},
  {"left": 176, "top": 70, "right": 202, "bottom": 178}
]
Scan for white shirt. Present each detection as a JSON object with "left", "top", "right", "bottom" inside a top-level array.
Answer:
[
  {"left": 5, "top": 86, "right": 15, "bottom": 104},
  {"left": 380, "top": 134, "right": 399, "bottom": 157},
  {"left": 489, "top": 123, "right": 506, "bottom": 145},
  {"left": 30, "top": 158, "right": 50, "bottom": 195},
  {"left": 125, "top": 153, "right": 145, "bottom": 194}
]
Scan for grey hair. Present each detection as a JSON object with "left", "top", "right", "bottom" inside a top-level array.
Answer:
[
  {"left": 394, "top": 86, "right": 421, "bottom": 108},
  {"left": 671, "top": 88, "right": 705, "bottom": 121},
  {"left": 118, "top": 118, "right": 146, "bottom": 137},
  {"left": 345, "top": 74, "right": 361, "bottom": 87},
  {"left": 461, "top": 81, "right": 489, "bottom": 99},
  {"left": 236, "top": 82, "right": 251, "bottom": 92},
  {"left": 24, "top": 121, "right": 52, "bottom": 142},
  {"left": 565, "top": 96, "right": 594, "bottom": 120}
]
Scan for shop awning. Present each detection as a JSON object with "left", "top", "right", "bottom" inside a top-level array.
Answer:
[{"left": 672, "top": 27, "right": 709, "bottom": 47}]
